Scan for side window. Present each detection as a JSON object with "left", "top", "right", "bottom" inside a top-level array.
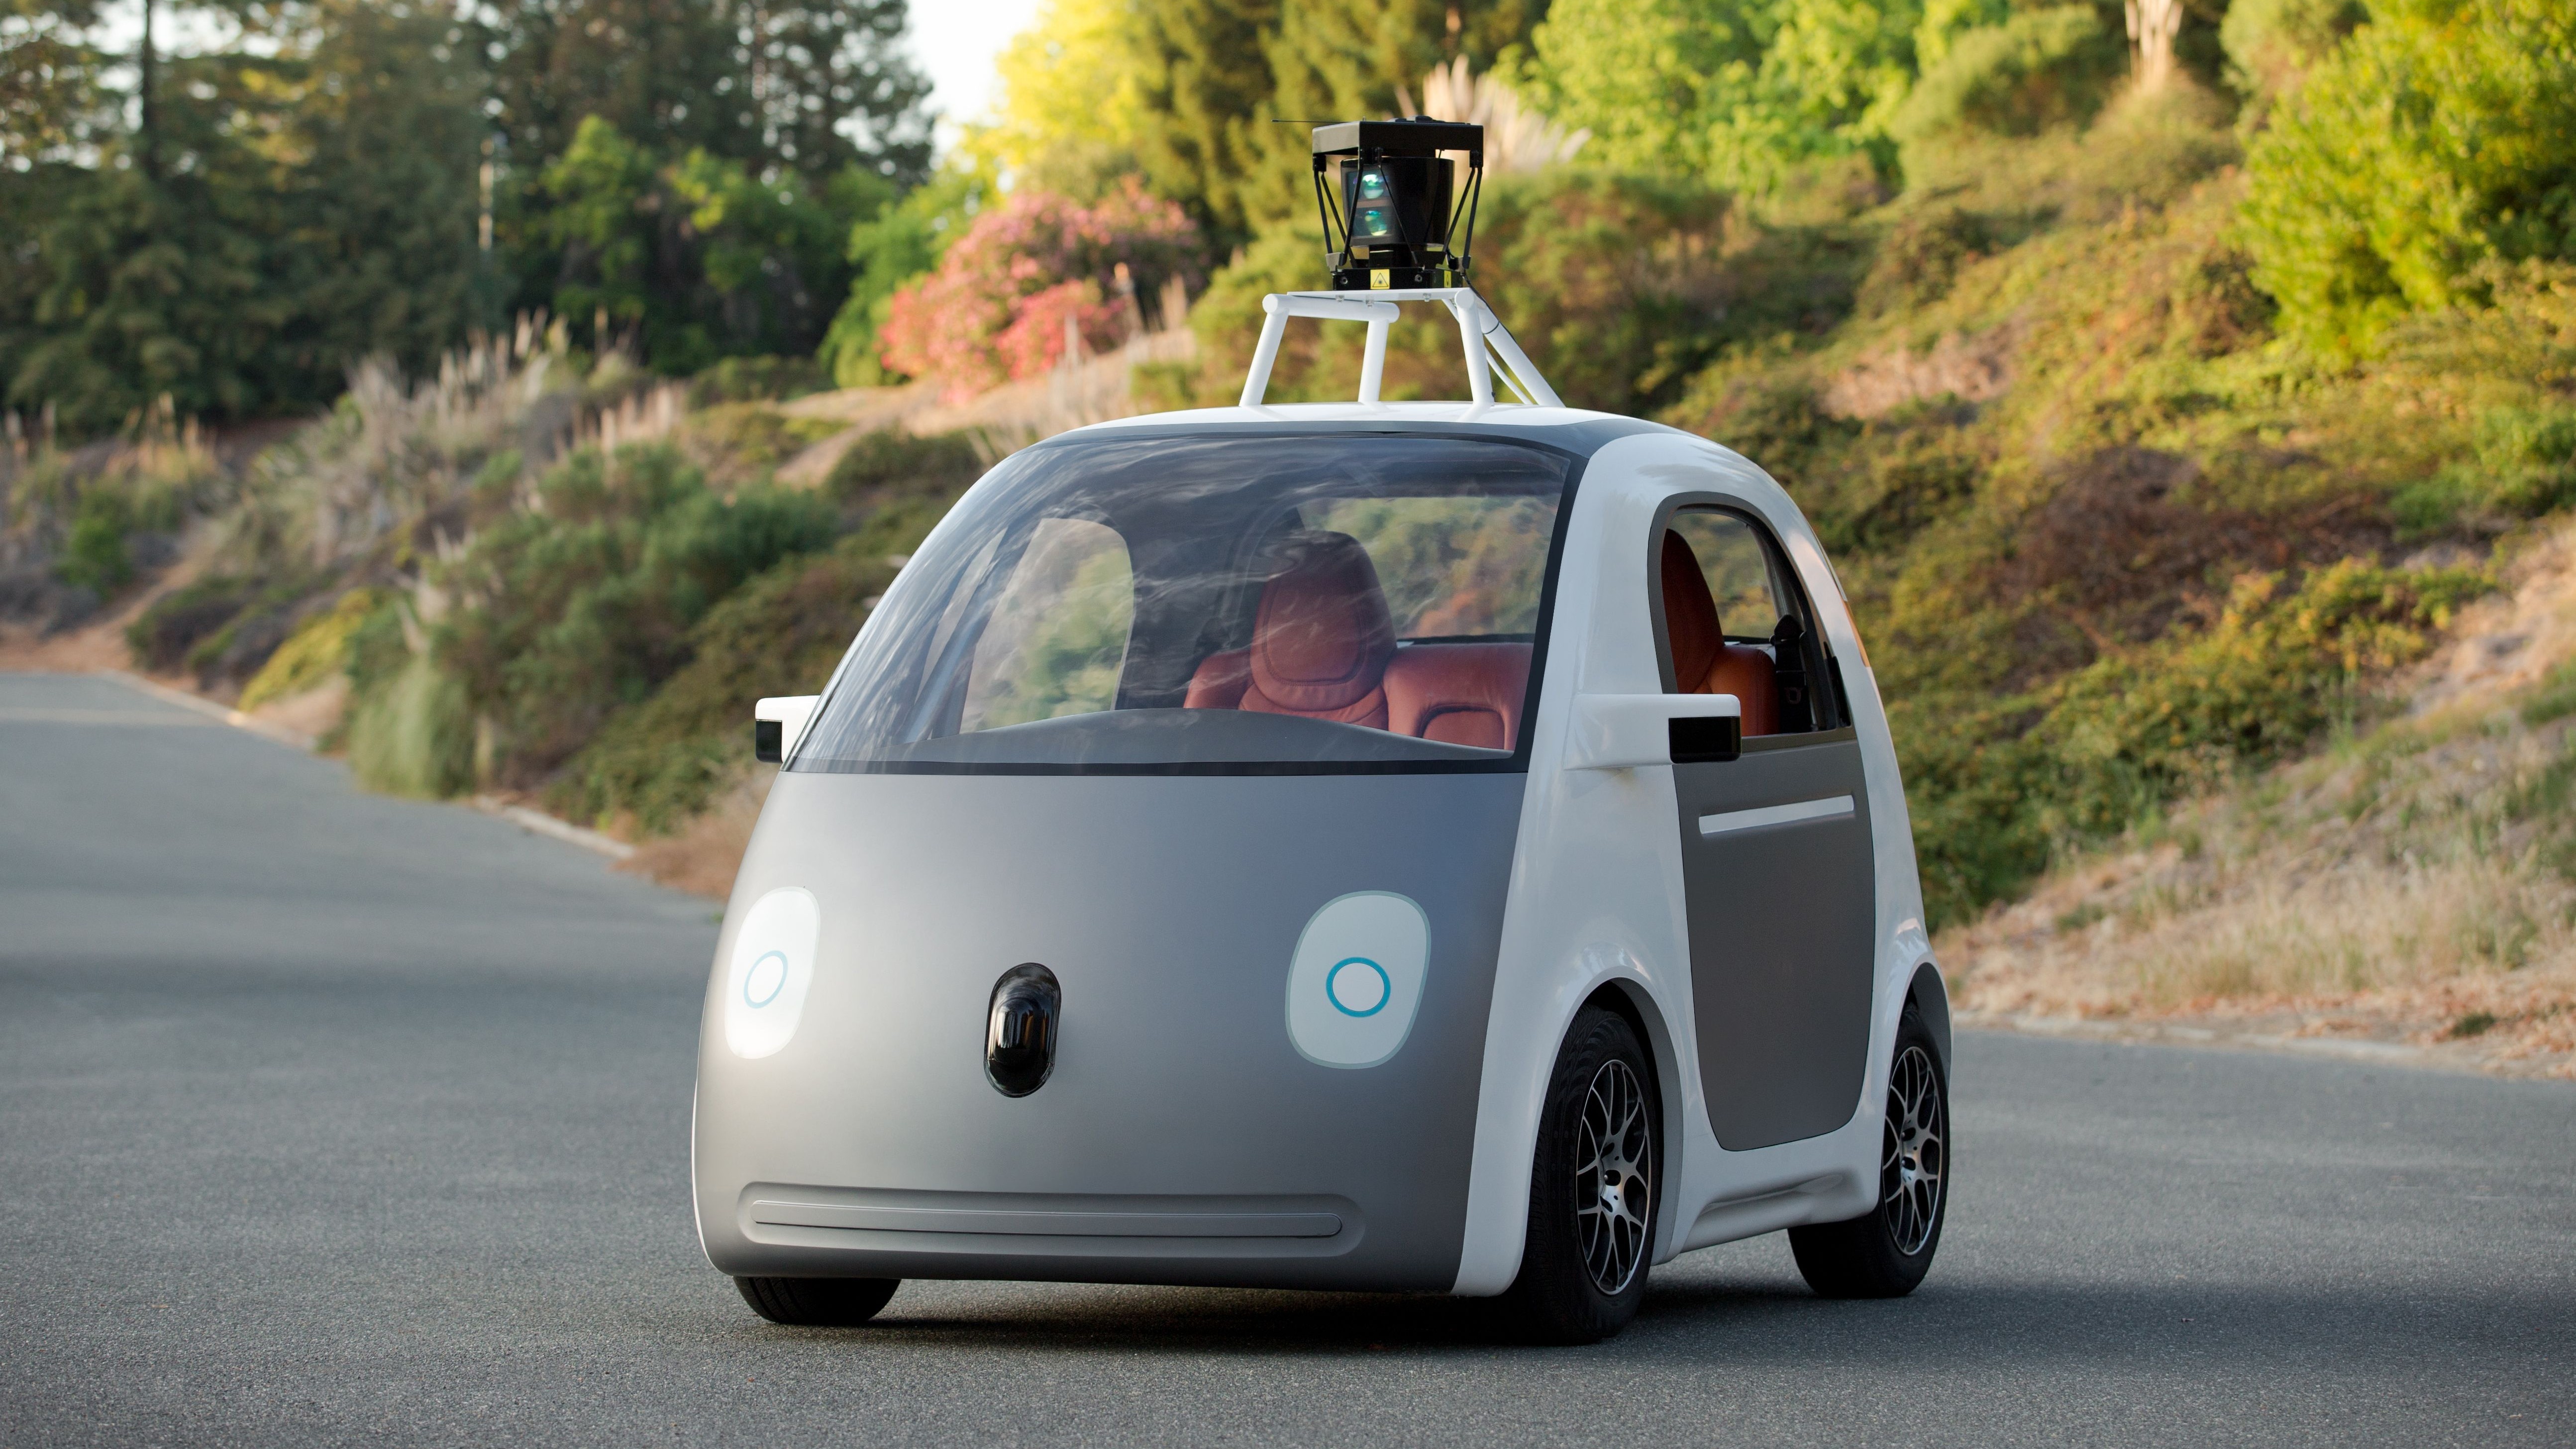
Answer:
[
  {"left": 1658, "top": 506, "right": 1847, "bottom": 734},
  {"left": 959, "top": 517, "right": 1135, "bottom": 731},
  {"left": 1667, "top": 512, "right": 1785, "bottom": 642}
]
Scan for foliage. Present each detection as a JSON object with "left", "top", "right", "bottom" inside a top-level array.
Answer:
[
  {"left": 53, "top": 489, "right": 131, "bottom": 595},
  {"left": 2033, "top": 560, "right": 2493, "bottom": 836},
  {"left": 2219, "top": 0, "right": 2367, "bottom": 99},
  {"left": 1887, "top": 5, "right": 2124, "bottom": 156},
  {"left": 818, "top": 163, "right": 992, "bottom": 387},
  {"left": 2240, "top": 0, "right": 2576, "bottom": 356},
  {"left": 822, "top": 428, "right": 989, "bottom": 506},
  {"left": 345, "top": 650, "right": 477, "bottom": 799},
  {"left": 878, "top": 182, "right": 1200, "bottom": 400},
  {"left": 1, "top": 0, "right": 935, "bottom": 435},
  {"left": 688, "top": 355, "right": 830, "bottom": 408},
  {"left": 482, "top": 0, "right": 930, "bottom": 204},
  {"left": 239, "top": 587, "right": 382, "bottom": 710},
  {"left": 3, "top": 1, "right": 487, "bottom": 434},
  {"left": 426, "top": 442, "right": 838, "bottom": 784},
  {"left": 966, "top": 0, "right": 1154, "bottom": 196},
  {"left": 1243, "top": 0, "right": 1546, "bottom": 228},
  {"left": 538, "top": 116, "right": 886, "bottom": 373},
  {"left": 1524, "top": 0, "right": 1968, "bottom": 194},
  {"left": 556, "top": 427, "right": 983, "bottom": 828}
]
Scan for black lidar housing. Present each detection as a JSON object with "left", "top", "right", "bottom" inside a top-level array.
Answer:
[{"left": 1310, "top": 117, "right": 1484, "bottom": 292}]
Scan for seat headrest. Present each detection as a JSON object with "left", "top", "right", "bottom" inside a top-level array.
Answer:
[
  {"left": 1250, "top": 531, "right": 1396, "bottom": 712},
  {"left": 1661, "top": 530, "right": 1723, "bottom": 688}
]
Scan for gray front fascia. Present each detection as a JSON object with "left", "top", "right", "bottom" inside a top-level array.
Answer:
[{"left": 695, "top": 769, "right": 1524, "bottom": 1290}]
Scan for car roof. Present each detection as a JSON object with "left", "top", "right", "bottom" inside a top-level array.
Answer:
[{"left": 1060, "top": 402, "right": 1686, "bottom": 460}]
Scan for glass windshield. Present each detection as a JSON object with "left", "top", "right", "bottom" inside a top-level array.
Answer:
[{"left": 795, "top": 431, "right": 1576, "bottom": 772}]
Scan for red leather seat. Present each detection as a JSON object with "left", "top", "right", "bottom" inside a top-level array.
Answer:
[
  {"left": 1385, "top": 642, "right": 1531, "bottom": 751},
  {"left": 1661, "top": 530, "right": 1781, "bottom": 735},
  {"left": 1185, "top": 532, "right": 1395, "bottom": 729}
]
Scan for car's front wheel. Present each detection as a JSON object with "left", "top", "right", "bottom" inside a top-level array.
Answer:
[
  {"left": 735, "top": 1275, "right": 901, "bottom": 1326},
  {"left": 1498, "top": 1004, "right": 1660, "bottom": 1344},
  {"left": 1788, "top": 1007, "right": 1949, "bottom": 1297}
]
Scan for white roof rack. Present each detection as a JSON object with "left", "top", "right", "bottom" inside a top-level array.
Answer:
[{"left": 1237, "top": 287, "right": 1563, "bottom": 417}]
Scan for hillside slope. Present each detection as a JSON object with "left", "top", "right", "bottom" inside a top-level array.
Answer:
[{"left": 1944, "top": 516, "right": 2576, "bottom": 1077}]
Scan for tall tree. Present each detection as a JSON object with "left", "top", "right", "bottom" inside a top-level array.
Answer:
[
  {"left": 484, "top": 0, "right": 931, "bottom": 192},
  {"left": 2, "top": 0, "right": 486, "bottom": 432}
]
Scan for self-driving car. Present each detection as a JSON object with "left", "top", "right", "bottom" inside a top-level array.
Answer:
[{"left": 694, "top": 119, "right": 1949, "bottom": 1344}]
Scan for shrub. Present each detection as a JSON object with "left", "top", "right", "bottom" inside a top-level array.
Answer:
[
  {"left": 688, "top": 356, "right": 829, "bottom": 407},
  {"left": 877, "top": 181, "right": 1200, "bottom": 401},
  {"left": 238, "top": 588, "right": 382, "bottom": 711},
  {"left": 346, "top": 652, "right": 476, "bottom": 799},
  {"left": 426, "top": 443, "right": 838, "bottom": 786},
  {"left": 1889, "top": 7, "right": 2124, "bottom": 155},
  {"left": 558, "top": 441, "right": 982, "bottom": 830},
  {"left": 822, "top": 428, "right": 987, "bottom": 507},
  {"left": 126, "top": 576, "right": 261, "bottom": 673},
  {"left": 2219, "top": 0, "right": 2367, "bottom": 99},
  {"left": 55, "top": 490, "right": 133, "bottom": 595},
  {"left": 2036, "top": 560, "right": 2494, "bottom": 835},
  {"left": 2240, "top": 0, "right": 2576, "bottom": 356}
]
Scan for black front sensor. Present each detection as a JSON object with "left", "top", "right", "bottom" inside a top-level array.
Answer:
[{"left": 985, "top": 963, "right": 1060, "bottom": 1097}]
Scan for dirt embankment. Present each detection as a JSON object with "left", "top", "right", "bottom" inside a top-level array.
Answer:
[{"left": 1942, "top": 522, "right": 2576, "bottom": 1079}]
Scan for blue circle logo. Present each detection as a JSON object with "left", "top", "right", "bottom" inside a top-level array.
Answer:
[
  {"left": 1325, "top": 957, "right": 1390, "bottom": 1017},
  {"left": 743, "top": 950, "right": 789, "bottom": 1008}
]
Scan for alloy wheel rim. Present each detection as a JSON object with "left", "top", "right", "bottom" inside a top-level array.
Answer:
[
  {"left": 1881, "top": 1043, "right": 1946, "bottom": 1256},
  {"left": 1575, "top": 1057, "right": 1653, "bottom": 1295}
]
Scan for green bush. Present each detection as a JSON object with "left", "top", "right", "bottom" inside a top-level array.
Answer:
[
  {"left": 1889, "top": 7, "right": 2124, "bottom": 155},
  {"left": 346, "top": 652, "right": 477, "bottom": 799},
  {"left": 126, "top": 575, "right": 261, "bottom": 672},
  {"left": 823, "top": 428, "right": 986, "bottom": 507},
  {"left": 2220, "top": 0, "right": 2367, "bottom": 98},
  {"left": 2240, "top": 0, "right": 2576, "bottom": 356},
  {"left": 54, "top": 490, "right": 133, "bottom": 595},
  {"left": 238, "top": 588, "right": 382, "bottom": 710},
  {"left": 559, "top": 439, "right": 981, "bottom": 829},
  {"left": 427, "top": 442, "right": 839, "bottom": 786},
  {"left": 2035, "top": 560, "right": 2493, "bottom": 835},
  {"left": 688, "top": 355, "right": 831, "bottom": 407}
]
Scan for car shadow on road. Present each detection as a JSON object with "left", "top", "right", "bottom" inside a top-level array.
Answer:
[{"left": 751, "top": 1273, "right": 2575, "bottom": 1365}]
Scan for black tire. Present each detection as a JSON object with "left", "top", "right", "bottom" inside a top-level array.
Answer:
[
  {"left": 1497, "top": 1004, "right": 1660, "bottom": 1345},
  {"left": 1789, "top": 1008, "right": 1949, "bottom": 1298},
  {"left": 735, "top": 1276, "right": 901, "bottom": 1326}
]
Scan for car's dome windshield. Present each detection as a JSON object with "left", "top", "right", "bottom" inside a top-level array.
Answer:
[{"left": 792, "top": 431, "right": 1577, "bottom": 773}]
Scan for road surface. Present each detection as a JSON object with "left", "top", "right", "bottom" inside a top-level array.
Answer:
[{"left": 2, "top": 671, "right": 2569, "bottom": 1446}]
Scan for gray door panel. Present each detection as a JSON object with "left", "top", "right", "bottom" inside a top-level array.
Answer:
[{"left": 1675, "top": 734, "right": 1876, "bottom": 1149}]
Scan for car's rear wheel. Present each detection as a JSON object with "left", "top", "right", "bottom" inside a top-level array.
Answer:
[
  {"left": 1498, "top": 1004, "right": 1659, "bottom": 1344},
  {"left": 735, "top": 1276, "right": 901, "bottom": 1326},
  {"left": 1788, "top": 1007, "right": 1948, "bottom": 1298}
]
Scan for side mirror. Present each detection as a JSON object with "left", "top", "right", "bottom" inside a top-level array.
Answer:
[
  {"left": 1564, "top": 694, "right": 1742, "bottom": 770},
  {"left": 754, "top": 695, "right": 820, "bottom": 764}
]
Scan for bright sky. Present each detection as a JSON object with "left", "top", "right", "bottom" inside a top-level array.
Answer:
[{"left": 905, "top": 0, "right": 1046, "bottom": 151}]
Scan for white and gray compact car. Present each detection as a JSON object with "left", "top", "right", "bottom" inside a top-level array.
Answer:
[{"left": 696, "top": 289, "right": 1950, "bottom": 1344}]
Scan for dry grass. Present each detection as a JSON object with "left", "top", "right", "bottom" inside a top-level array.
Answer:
[{"left": 1942, "top": 519, "right": 2576, "bottom": 1078}]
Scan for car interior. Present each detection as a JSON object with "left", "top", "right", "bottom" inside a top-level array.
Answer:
[
  {"left": 1181, "top": 529, "right": 1534, "bottom": 752},
  {"left": 1656, "top": 516, "right": 1844, "bottom": 737}
]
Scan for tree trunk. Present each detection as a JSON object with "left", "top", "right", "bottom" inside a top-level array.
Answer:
[
  {"left": 2125, "top": 0, "right": 2183, "bottom": 92},
  {"left": 138, "top": 0, "right": 159, "bottom": 179}
]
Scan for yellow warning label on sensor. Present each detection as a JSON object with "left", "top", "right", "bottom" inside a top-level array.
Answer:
[{"left": 1370, "top": 269, "right": 1391, "bottom": 290}]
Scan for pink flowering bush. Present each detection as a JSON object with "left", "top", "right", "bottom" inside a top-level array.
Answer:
[{"left": 879, "top": 181, "right": 1200, "bottom": 400}]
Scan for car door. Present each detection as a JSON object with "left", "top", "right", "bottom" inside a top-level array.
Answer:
[{"left": 1655, "top": 504, "right": 1878, "bottom": 1150}]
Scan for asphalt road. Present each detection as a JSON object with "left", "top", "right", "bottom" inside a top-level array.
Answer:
[{"left": 2, "top": 669, "right": 2571, "bottom": 1447}]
